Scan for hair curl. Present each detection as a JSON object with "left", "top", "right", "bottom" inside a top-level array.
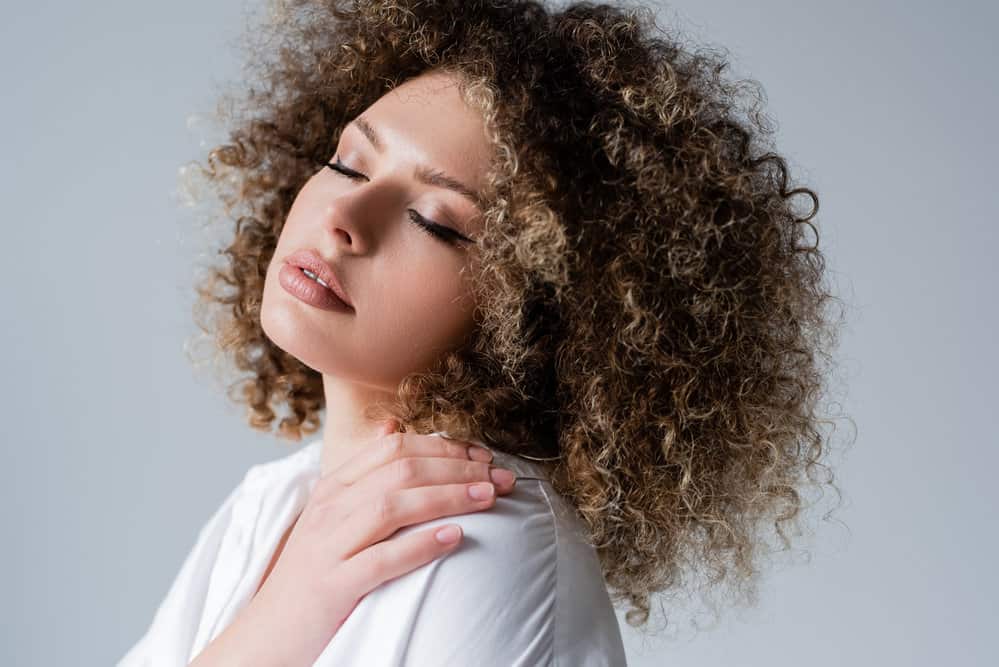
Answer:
[{"left": 184, "top": 0, "right": 849, "bottom": 630}]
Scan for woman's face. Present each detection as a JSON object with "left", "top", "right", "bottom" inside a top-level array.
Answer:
[{"left": 260, "top": 69, "right": 492, "bottom": 390}]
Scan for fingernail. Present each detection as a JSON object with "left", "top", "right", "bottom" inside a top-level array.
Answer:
[
  {"left": 435, "top": 525, "right": 462, "bottom": 544},
  {"left": 489, "top": 467, "right": 516, "bottom": 487},
  {"left": 467, "top": 445, "right": 494, "bottom": 462},
  {"left": 468, "top": 482, "right": 495, "bottom": 500}
]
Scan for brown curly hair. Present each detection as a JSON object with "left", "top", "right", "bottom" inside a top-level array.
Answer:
[{"left": 183, "top": 0, "right": 848, "bottom": 630}]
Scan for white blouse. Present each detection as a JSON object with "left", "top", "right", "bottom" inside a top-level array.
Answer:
[{"left": 117, "top": 433, "right": 627, "bottom": 666}]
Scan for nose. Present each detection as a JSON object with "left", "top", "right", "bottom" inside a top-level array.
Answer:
[
  {"left": 331, "top": 223, "right": 352, "bottom": 247},
  {"left": 319, "top": 197, "right": 368, "bottom": 255},
  {"left": 320, "top": 180, "right": 398, "bottom": 254}
]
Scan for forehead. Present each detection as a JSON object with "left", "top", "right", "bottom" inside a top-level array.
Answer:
[{"left": 352, "top": 71, "right": 491, "bottom": 182}]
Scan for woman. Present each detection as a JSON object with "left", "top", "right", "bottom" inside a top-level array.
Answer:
[{"left": 120, "top": 0, "right": 843, "bottom": 665}]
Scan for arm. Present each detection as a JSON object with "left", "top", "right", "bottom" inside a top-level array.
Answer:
[{"left": 187, "top": 596, "right": 337, "bottom": 667}]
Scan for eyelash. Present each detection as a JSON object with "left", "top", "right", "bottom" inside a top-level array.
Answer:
[{"left": 323, "top": 157, "right": 462, "bottom": 245}]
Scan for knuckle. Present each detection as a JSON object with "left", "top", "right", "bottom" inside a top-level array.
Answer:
[
  {"left": 440, "top": 437, "right": 463, "bottom": 458},
  {"left": 467, "top": 460, "right": 489, "bottom": 480},
  {"left": 385, "top": 432, "right": 406, "bottom": 458},
  {"left": 364, "top": 548, "right": 388, "bottom": 579},
  {"left": 394, "top": 457, "right": 418, "bottom": 484},
  {"left": 375, "top": 493, "right": 396, "bottom": 525},
  {"left": 432, "top": 437, "right": 450, "bottom": 457},
  {"left": 444, "top": 486, "right": 465, "bottom": 512}
]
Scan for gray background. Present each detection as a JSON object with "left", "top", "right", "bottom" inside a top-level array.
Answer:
[{"left": 3, "top": 1, "right": 996, "bottom": 665}]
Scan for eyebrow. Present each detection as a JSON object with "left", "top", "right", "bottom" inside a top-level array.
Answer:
[{"left": 348, "top": 116, "right": 486, "bottom": 211}]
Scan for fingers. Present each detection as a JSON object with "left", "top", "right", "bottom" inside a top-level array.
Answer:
[
  {"left": 339, "top": 522, "right": 464, "bottom": 596},
  {"left": 336, "top": 481, "right": 497, "bottom": 559},
  {"left": 327, "top": 457, "right": 515, "bottom": 543},
  {"left": 303, "top": 426, "right": 514, "bottom": 599},
  {"left": 324, "top": 431, "right": 493, "bottom": 487}
]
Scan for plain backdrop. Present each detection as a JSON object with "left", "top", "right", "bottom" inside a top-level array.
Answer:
[{"left": 3, "top": 1, "right": 996, "bottom": 665}]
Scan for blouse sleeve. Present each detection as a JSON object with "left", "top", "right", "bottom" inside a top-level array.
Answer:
[
  {"left": 116, "top": 478, "right": 245, "bottom": 667},
  {"left": 312, "top": 479, "right": 560, "bottom": 666}
]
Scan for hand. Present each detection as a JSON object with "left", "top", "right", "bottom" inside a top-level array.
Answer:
[{"left": 188, "top": 420, "right": 517, "bottom": 667}]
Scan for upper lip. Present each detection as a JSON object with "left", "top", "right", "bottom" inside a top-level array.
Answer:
[{"left": 284, "top": 249, "right": 354, "bottom": 308}]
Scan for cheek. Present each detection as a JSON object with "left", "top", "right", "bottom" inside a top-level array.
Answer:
[
  {"left": 278, "top": 187, "right": 320, "bottom": 241},
  {"left": 377, "top": 263, "right": 476, "bottom": 346}
]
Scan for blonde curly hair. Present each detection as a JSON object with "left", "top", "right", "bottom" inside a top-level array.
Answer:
[{"left": 184, "top": 0, "right": 848, "bottom": 630}]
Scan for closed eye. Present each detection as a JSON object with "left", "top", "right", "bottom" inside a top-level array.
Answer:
[
  {"left": 323, "top": 157, "right": 473, "bottom": 246},
  {"left": 324, "top": 157, "right": 365, "bottom": 181}
]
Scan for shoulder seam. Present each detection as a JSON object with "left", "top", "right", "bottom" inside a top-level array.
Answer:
[{"left": 535, "top": 478, "right": 560, "bottom": 667}]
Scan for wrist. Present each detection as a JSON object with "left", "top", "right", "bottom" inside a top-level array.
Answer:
[
  {"left": 188, "top": 596, "right": 333, "bottom": 667},
  {"left": 186, "top": 606, "right": 272, "bottom": 666},
  {"left": 254, "top": 587, "right": 349, "bottom": 663}
]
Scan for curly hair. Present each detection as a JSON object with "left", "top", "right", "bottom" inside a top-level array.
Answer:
[{"left": 183, "top": 0, "right": 848, "bottom": 630}]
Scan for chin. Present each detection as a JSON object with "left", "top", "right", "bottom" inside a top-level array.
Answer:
[{"left": 260, "top": 285, "right": 324, "bottom": 372}]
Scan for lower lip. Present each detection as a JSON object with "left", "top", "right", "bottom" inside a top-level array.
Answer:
[{"left": 278, "top": 262, "right": 353, "bottom": 312}]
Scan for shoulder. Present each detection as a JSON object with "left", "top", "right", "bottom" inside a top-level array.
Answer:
[
  {"left": 389, "top": 445, "right": 572, "bottom": 596},
  {"left": 416, "top": 475, "right": 562, "bottom": 592},
  {"left": 316, "top": 456, "right": 626, "bottom": 666},
  {"left": 242, "top": 439, "right": 323, "bottom": 491},
  {"left": 438, "top": 477, "right": 626, "bottom": 666},
  {"left": 317, "top": 476, "right": 559, "bottom": 665},
  {"left": 116, "top": 457, "right": 262, "bottom": 666}
]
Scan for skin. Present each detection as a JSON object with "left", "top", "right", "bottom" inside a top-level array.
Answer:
[
  {"left": 260, "top": 68, "right": 492, "bottom": 478},
  {"left": 190, "top": 424, "right": 517, "bottom": 667},
  {"left": 187, "top": 71, "right": 511, "bottom": 665}
]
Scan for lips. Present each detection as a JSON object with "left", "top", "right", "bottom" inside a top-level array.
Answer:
[{"left": 283, "top": 249, "right": 354, "bottom": 308}]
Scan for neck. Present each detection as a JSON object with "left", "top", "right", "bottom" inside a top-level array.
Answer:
[{"left": 319, "top": 374, "right": 398, "bottom": 477}]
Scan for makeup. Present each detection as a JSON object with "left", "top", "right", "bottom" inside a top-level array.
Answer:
[{"left": 278, "top": 262, "right": 354, "bottom": 312}]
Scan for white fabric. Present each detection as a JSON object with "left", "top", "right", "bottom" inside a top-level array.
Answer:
[{"left": 117, "top": 433, "right": 627, "bottom": 666}]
